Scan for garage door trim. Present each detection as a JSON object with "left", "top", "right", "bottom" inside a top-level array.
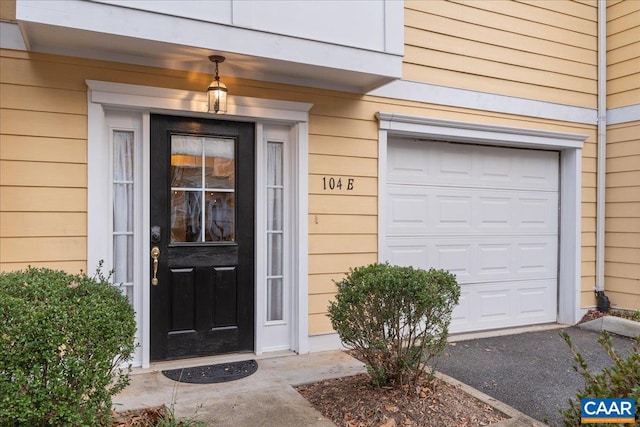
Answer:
[{"left": 377, "top": 113, "right": 587, "bottom": 328}]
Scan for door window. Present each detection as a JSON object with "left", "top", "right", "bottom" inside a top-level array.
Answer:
[{"left": 170, "top": 135, "right": 236, "bottom": 243}]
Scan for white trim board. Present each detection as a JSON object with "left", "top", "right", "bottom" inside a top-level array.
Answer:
[
  {"left": 376, "top": 114, "right": 587, "bottom": 149},
  {"left": 377, "top": 112, "right": 586, "bottom": 327},
  {"left": 87, "top": 80, "right": 311, "bottom": 367},
  {"left": 87, "top": 80, "right": 311, "bottom": 122},
  {"left": 370, "top": 80, "right": 597, "bottom": 125},
  {"left": 308, "top": 333, "right": 346, "bottom": 353},
  {"left": 607, "top": 104, "right": 640, "bottom": 125}
]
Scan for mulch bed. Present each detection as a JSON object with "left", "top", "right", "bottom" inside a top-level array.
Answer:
[
  {"left": 111, "top": 406, "right": 168, "bottom": 426},
  {"left": 296, "top": 371, "right": 507, "bottom": 427}
]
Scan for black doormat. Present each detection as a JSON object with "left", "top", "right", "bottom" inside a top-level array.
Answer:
[{"left": 162, "top": 359, "right": 258, "bottom": 384}]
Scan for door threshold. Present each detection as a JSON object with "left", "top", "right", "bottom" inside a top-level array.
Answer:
[{"left": 135, "top": 350, "right": 297, "bottom": 375}]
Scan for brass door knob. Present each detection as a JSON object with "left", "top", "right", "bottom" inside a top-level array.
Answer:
[{"left": 151, "top": 246, "right": 160, "bottom": 286}]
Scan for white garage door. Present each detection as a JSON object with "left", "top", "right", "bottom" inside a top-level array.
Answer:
[{"left": 385, "top": 139, "right": 559, "bottom": 333}]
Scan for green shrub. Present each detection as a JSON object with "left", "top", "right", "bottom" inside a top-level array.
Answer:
[
  {"left": 560, "top": 331, "right": 640, "bottom": 427},
  {"left": 328, "top": 263, "right": 460, "bottom": 388},
  {"left": 0, "top": 266, "right": 137, "bottom": 426}
]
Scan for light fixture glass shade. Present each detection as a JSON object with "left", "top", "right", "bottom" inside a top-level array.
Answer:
[{"left": 208, "top": 80, "right": 227, "bottom": 114}]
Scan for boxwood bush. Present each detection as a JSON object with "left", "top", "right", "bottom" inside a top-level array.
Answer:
[
  {"left": 0, "top": 267, "right": 136, "bottom": 426},
  {"left": 560, "top": 331, "right": 640, "bottom": 426},
  {"left": 328, "top": 263, "right": 460, "bottom": 388}
]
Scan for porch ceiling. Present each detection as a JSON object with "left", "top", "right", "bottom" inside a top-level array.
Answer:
[{"left": 18, "top": 21, "right": 399, "bottom": 93}]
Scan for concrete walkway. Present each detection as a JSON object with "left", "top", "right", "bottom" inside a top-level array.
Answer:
[
  {"left": 114, "top": 349, "right": 544, "bottom": 426},
  {"left": 114, "top": 351, "right": 362, "bottom": 426}
]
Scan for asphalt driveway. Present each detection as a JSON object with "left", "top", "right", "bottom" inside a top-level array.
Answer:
[{"left": 435, "top": 326, "right": 637, "bottom": 426}]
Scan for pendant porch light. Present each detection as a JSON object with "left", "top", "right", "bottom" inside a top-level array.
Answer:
[{"left": 207, "top": 55, "right": 227, "bottom": 114}]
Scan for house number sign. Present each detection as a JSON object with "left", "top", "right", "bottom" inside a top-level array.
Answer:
[{"left": 322, "top": 176, "right": 355, "bottom": 191}]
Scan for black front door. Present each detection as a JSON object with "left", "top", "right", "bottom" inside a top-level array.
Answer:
[{"left": 150, "top": 114, "right": 255, "bottom": 361}]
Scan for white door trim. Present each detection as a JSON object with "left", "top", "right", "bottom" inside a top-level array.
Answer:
[
  {"left": 87, "top": 80, "right": 311, "bottom": 367},
  {"left": 377, "top": 113, "right": 587, "bottom": 328}
]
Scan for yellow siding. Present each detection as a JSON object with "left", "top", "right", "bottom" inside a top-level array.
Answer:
[
  {"left": 0, "top": 110, "right": 86, "bottom": 139},
  {"left": 0, "top": 0, "right": 15, "bottom": 21},
  {"left": 1, "top": 237, "right": 86, "bottom": 263},
  {"left": 0, "top": 45, "right": 600, "bottom": 334},
  {"left": 1, "top": 83, "right": 87, "bottom": 114},
  {"left": 0, "top": 161, "right": 86, "bottom": 188},
  {"left": 605, "top": 120, "right": 640, "bottom": 310},
  {"left": 0, "top": 212, "right": 86, "bottom": 237},
  {"left": 1, "top": 135, "right": 86, "bottom": 163},
  {"left": 308, "top": 215, "right": 377, "bottom": 235},
  {"left": 309, "top": 195, "right": 377, "bottom": 215},
  {"left": 511, "top": 1, "right": 596, "bottom": 21},
  {"left": 581, "top": 127, "right": 599, "bottom": 306},
  {"left": 308, "top": 155, "right": 377, "bottom": 177},
  {"left": 607, "top": 0, "right": 640, "bottom": 109},
  {"left": 309, "top": 135, "right": 378, "bottom": 158},
  {"left": 308, "top": 273, "right": 345, "bottom": 295},
  {"left": 404, "top": 0, "right": 597, "bottom": 108},
  {"left": 0, "top": 187, "right": 86, "bottom": 212},
  {"left": 308, "top": 313, "right": 334, "bottom": 335},
  {"left": 310, "top": 235, "right": 378, "bottom": 255},
  {"left": 0, "top": 50, "right": 88, "bottom": 273},
  {"left": 309, "top": 254, "right": 378, "bottom": 276},
  {"left": 0, "top": 261, "right": 87, "bottom": 274}
]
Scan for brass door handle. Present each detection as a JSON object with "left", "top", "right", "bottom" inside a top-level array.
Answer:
[{"left": 151, "top": 246, "right": 160, "bottom": 286}]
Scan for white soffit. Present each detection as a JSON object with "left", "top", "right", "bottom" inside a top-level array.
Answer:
[{"left": 16, "top": 0, "right": 403, "bottom": 93}]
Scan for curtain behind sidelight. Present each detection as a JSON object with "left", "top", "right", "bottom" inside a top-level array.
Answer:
[
  {"left": 267, "top": 142, "right": 283, "bottom": 321},
  {"left": 113, "top": 130, "right": 134, "bottom": 301}
]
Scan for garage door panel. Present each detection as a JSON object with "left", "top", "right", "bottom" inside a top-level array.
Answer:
[
  {"left": 386, "top": 139, "right": 559, "bottom": 333},
  {"left": 386, "top": 236, "right": 556, "bottom": 283},
  {"left": 450, "top": 279, "right": 557, "bottom": 333},
  {"left": 435, "top": 243, "right": 473, "bottom": 280},
  {"left": 520, "top": 196, "right": 557, "bottom": 229},
  {"left": 517, "top": 242, "right": 555, "bottom": 274},
  {"left": 387, "top": 139, "right": 430, "bottom": 181},
  {"left": 387, "top": 187, "right": 557, "bottom": 236},
  {"left": 388, "top": 140, "right": 558, "bottom": 192},
  {"left": 387, "top": 191, "right": 430, "bottom": 231},
  {"left": 479, "top": 196, "right": 511, "bottom": 227},
  {"left": 477, "top": 289, "right": 511, "bottom": 321},
  {"left": 478, "top": 243, "right": 511, "bottom": 274},
  {"left": 437, "top": 195, "right": 474, "bottom": 228},
  {"left": 451, "top": 291, "right": 471, "bottom": 324},
  {"left": 436, "top": 144, "right": 473, "bottom": 179},
  {"left": 386, "top": 243, "right": 430, "bottom": 269},
  {"left": 518, "top": 284, "right": 555, "bottom": 317},
  {"left": 520, "top": 154, "right": 558, "bottom": 188}
]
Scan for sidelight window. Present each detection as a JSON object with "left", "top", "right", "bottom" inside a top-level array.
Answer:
[
  {"left": 266, "top": 141, "right": 284, "bottom": 321},
  {"left": 113, "top": 130, "right": 134, "bottom": 302}
]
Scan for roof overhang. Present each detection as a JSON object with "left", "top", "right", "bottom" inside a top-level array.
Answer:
[{"left": 16, "top": 0, "right": 404, "bottom": 93}]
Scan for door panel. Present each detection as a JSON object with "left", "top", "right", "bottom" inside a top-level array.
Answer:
[{"left": 150, "top": 114, "right": 255, "bottom": 361}]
